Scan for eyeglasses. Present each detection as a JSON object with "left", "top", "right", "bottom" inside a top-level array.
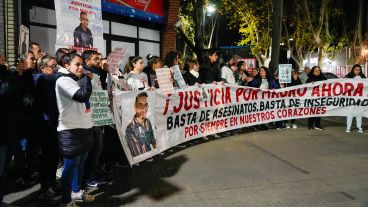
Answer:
[{"left": 47, "top": 64, "right": 57, "bottom": 69}]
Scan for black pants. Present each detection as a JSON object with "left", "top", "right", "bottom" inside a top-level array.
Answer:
[
  {"left": 39, "top": 121, "right": 59, "bottom": 190},
  {"left": 84, "top": 126, "right": 104, "bottom": 183},
  {"left": 308, "top": 117, "right": 321, "bottom": 129}
]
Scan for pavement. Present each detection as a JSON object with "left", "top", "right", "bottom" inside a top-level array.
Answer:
[{"left": 4, "top": 117, "right": 368, "bottom": 207}]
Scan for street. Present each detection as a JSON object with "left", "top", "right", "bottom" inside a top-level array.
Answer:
[{"left": 5, "top": 117, "right": 368, "bottom": 207}]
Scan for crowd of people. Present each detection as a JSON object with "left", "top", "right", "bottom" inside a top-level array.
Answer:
[{"left": 0, "top": 44, "right": 366, "bottom": 207}]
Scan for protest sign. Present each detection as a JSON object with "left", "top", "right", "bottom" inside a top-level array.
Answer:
[
  {"left": 18, "top": 25, "right": 29, "bottom": 59},
  {"left": 155, "top": 68, "right": 174, "bottom": 95},
  {"left": 171, "top": 65, "right": 187, "bottom": 89},
  {"left": 55, "top": 0, "right": 104, "bottom": 54},
  {"left": 279, "top": 64, "right": 292, "bottom": 83},
  {"left": 111, "top": 79, "right": 368, "bottom": 165},
  {"left": 90, "top": 90, "right": 114, "bottom": 126},
  {"left": 107, "top": 48, "right": 128, "bottom": 75}
]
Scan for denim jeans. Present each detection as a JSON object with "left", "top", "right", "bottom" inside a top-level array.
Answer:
[
  {"left": 0, "top": 143, "right": 15, "bottom": 203},
  {"left": 61, "top": 152, "right": 88, "bottom": 204},
  {"left": 84, "top": 126, "right": 103, "bottom": 183}
]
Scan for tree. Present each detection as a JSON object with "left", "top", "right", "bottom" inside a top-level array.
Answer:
[
  {"left": 220, "top": 0, "right": 273, "bottom": 67},
  {"left": 269, "top": 0, "right": 283, "bottom": 74}
]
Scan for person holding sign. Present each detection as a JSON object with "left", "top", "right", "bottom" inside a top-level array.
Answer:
[
  {"left": 125, "top": 92, "right": 157, "bottom": 157},
  {"left": 126, "top": 56, "right": 149, "bottom": 90},
  {"left": 345, "top": 64, "right": 366, "bottom": 133},
  {"left": 306, "top": 66, "right": 327, "bottom": 130},
  {"left": 73, "top": 12, "right": 93, "bottom": 48}
]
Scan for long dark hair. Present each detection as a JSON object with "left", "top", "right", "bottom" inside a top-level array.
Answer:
[
  {"left": 203, "top": 49, "right": 218, "bottom": 64},
  {"left": 254, "top": 66, "right": 273, "bottom": 80},
  {"left": 345, "top": 64, "right": 366, "bottom": 78},
  {"left": 308, "top": 66, "right": 326, "bottom": 80},
  {"left": 146, "top": 54, "right": 162, "bottom": 68},
  {"left": 164, "top": 51, "right": 178, "bottom": 67}
]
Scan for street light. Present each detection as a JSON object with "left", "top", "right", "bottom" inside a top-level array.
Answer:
[{"left": 206, "top": 4, "right": 216, "bottom": 16}]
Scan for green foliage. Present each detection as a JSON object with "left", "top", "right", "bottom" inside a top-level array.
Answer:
[{"left": 220, "top": 0, "right": 272, "bottom": 59}]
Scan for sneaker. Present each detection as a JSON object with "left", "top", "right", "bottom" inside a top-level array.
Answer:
[
  {"left": 56, "top": 166, "right": 64, "bottom": 179},
  {"left": 213, "top": 133, "right": 221, "bottom": 138},
  {"left": 71, "top": 190, "right": 95, "bottom": 203},
  {"left": 346, "top": 128, "right": 350, "bottom": 133},
  {"left": 86, "top": 180, "right": 108, "bottom": 188},
  {"left": 292, "top": 124, "right": 297, "bottom": 129},
  {"left": 202, "top": 136, "right": 209, "bottom": 140},
  {"left": 285, "top": 124, "right": 291, "bottom": 129},
  {"left": 358, "top": 128, "right": 363, "bottom": 133},
  {"left": 61, "top": 201, "right": 79, "bottom": 207},
  {"left": 314, "top": 127, "right": 324, "bottom": 130},
  {"left": 38, "top": 188, "right": 61, "bottom": 201}
]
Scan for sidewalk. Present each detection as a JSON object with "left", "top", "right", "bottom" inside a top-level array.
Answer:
[{"left": 5, "top": 117, "right": 368, "bottom": 207}]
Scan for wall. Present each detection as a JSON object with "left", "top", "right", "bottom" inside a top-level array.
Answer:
[{"left": 161, "top": 0, "right": 180, "bottom": 58}]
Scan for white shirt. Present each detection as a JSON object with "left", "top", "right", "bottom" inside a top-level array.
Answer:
[
  {"left": 260, "top": 78, "right": 269, "bottom": 89},
  {"left": 56, "top": 76, "right": 93, "bottom": 131},
  {"left": 126, "top": 71, "right": 148, "bottom": 90},
  {"left": 221, "top": 65, "right": 236, "bottom": 84}
]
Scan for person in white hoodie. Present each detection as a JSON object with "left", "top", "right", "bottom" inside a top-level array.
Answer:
[
  {"left": 345, "top": 64, "right": 366, "bottom": 133},
  {"left": 220, "top": 54, "right": 236, "bottom": 84},
  {"left": 126, "top": 56, "right": 149, "bottom": 90}
]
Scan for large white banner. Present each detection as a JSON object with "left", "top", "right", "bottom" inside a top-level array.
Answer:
[
  {"left": 54, "top": 0, "right": 104, "bottom": 54},
  {"left": 111, "top": 79, "right": 368, "bottom": 166}
]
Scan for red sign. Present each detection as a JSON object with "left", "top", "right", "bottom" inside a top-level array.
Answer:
[{"left": 106, "top": 0, "right": 165, "bottom": 16}]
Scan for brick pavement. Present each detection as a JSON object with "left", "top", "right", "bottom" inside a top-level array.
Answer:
[{"left": 4, "top": 117, "right": 368, "bottom": 207}]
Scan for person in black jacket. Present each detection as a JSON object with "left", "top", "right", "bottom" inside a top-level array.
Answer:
[
  {"left": 183, "top": 59, "right": 201, "bottom": 86},
  {"left": 33, "top": 55, "right": 61, "bottom": 200},
  {"left": 0, "top": 60, "right": 27, "bottom": 206},
  {"left": 285, "top": 69, "right": 302, "bottom": 129},
  {"left": 56, "top": 53, "right": 95, "bottom": 206},
  {"left": 199, "top": 50, "right": 222, "bottom": 84},
  {"left": 306, "top": 66, "right": 327, "bottom": 130},
  {"left": 143, "top": 54, "right": 163, "bottom": 88}
]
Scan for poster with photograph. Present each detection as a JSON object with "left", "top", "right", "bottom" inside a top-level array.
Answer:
[
  {"left": 279, "top": 64, "right": 292, "bottom": 83},
  {"left": 18, "top": 25, "right": 29, "bottom": 59},
  {"left": 55, "top": 0, "right": 104, "bottom": 54},
  {"left": 107, "top": 48, "right": 128, "bottom": 75}
]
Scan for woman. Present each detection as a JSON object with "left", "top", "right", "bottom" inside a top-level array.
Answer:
[
  {"left": 199, "top": 50, "right": 221, "bottom": 84},
  {"left": 345, "top": 64, "right": 366, "bottom": 133},
  {"left": 249, "top": 66, "right": 280, "bottom": 129},
  {"left": 56, "top": 53, "right": 95, "bottom": 207},
  {"left": 285, "top": 69, "right": 302, "bottom": 129},
  {"left": 143, "top": 54, "right": 163, "bottom": 88},
  {"left": 126, "top": 56, "right": 149, "bottom": 90},
  {"left": 237, "top": 61, "right": 251, "bottom": 86},
  {"left": 33, "top": 56, "right": 60, "bottom": 200},
  {"left": 249, "top": 66, "right": 279, "bottom": 89},
  {"left": 306, "top": 66, "right": 327, "bottom": 130},
  {"left": 184, "top": 59, "right": 201, "bottom": 86}
]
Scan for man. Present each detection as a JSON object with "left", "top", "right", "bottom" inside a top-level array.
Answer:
[
  {"left": 74, "top": 12, "right": 93, "bottom": 48},
  {"left": 29, "top": 42, "right": 42, "bottom": 60},
  {"left": 81, "top": 50, "right": 105, "bottom": 188},
  {"left": 125, "top": 92, "right": 156, "bottom": 157},
  {"left": 299, "top": 66, "right": 310, "bottom": 84}
]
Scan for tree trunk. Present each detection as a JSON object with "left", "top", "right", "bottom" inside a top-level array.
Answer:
[{"left": 269, "top": 0, "right": 283, "bottom": 75}]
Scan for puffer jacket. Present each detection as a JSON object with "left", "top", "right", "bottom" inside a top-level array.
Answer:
[{"left": 0, "top": 65, "right": 25, "bottom": 145}]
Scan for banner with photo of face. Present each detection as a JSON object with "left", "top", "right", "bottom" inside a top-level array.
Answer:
[
  {"left": 54, "top": 0, "right": 104, "bottom": 54},
  {"left": 111, "top": 79, "right": 368, "bottom": 166}
]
